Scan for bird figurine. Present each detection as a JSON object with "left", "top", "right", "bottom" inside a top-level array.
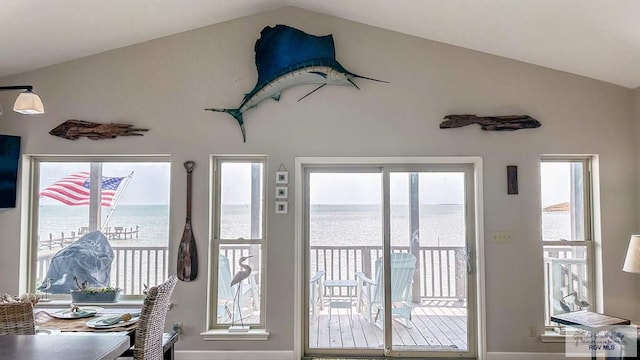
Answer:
[
  {"left": 37, "top": 278, "right": 52, "bottom": 299},
  {"left": 230, "top": 255, "right": 253, "bottom": 329},
  {"left": 72, "top": 276, "right": 88, "bottom": 290},
  {"left": 564, "top": 292, "right": 590, "bottom": 310},
  {"left": 558, "top": 297, "right": 571, "bottom": 313}
]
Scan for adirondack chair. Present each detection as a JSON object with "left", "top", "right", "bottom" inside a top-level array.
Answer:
[
  {"left": 356, "top": 252, "right": 417, "bottom": 328},
  {"left": 218, "top": 254, "right": 259, "bottom": 321},
  {"left": 309, "top": 270, "right": 325, "bottom": 318}
]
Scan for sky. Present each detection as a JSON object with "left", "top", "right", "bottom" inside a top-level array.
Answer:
[
  {"left": 39, "top": 162, "right": 170, "bottom": 205},
  {"left": 37, "top": 161, "right": 571, "bottom": 207},
  {"left": 220, "top": 166, "right": 467, "bottom": 205},
  {"left": 540, "top": 162, "right": 572, "bottom": 207},
  {"left": 310, "top": 172, "right": 465, "bottom": 205}
]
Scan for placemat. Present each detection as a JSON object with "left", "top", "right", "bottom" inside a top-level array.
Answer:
[{"left": 35, "top": 311, "right": 138, "bottom": 332}]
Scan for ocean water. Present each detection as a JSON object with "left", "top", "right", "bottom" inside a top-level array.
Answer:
[
  {"left": 37, "top": 204, "right": 569, "bottom": 247},
  {"left": 38, "top": 204, "right": 169, "bottom": 247},
  {"left": 309, "top": 204, "right": 466, "bottom": 247}
]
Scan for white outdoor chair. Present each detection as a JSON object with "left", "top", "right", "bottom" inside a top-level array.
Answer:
[
  {"left": 309, "top": 270, "right": 325, "bottom": 318},
  {"left": 356, "top": 252, "right": 417, "bottom": 328}
]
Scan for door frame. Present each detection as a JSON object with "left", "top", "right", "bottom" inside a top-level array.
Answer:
[{"left": 293, "top": 156, "right": 486, "bottom": 359}]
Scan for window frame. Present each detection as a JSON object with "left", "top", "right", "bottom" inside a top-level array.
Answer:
[
  {"left": 541, "top": 156, "right": 595, "bottom": 329},
  {"left": 25, "top": 155, "right": 171, "bottom": 302},
  {"left": 208, "top": 155, "right": 267, "bottom": 331},
  {"left": 302, "top": 163, "right": 477, "bottom": 358}
]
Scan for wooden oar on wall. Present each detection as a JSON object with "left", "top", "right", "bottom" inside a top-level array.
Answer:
[{"left": 177, "top": 161, "right": 198, "bottom": 281}]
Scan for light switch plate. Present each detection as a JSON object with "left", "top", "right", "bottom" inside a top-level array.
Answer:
[{"left": 492, "top": 231, "right": 512, "bottom": 243}]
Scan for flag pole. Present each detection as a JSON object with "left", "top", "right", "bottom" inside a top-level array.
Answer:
[
  {"left": 89, "top": 163, "right": 103, "bottom": 232},
  {"left": 101, "top": 171, "right": 134, "bottom": 231}
]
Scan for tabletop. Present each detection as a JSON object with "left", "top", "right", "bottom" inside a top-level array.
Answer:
[
  {"left": 551, "top": 310, "right": 630, "bottom": 332},
  {"left": 0, "top": 335, "right": 130, "bottom": 360},
  {"left": 35, "top": 307, "right": 139, "bottom": 333}
]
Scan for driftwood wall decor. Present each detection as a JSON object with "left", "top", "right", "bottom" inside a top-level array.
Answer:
[
  {"left": 440, "top": 114, "right": 541, "bottom": 131},
  {"left": 49, "top": 120, "right": 149, "bottom": 140}
]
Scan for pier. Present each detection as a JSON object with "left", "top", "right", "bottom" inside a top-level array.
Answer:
[{"left": 38, "top": 226, "right": 140, "bottom": 250}]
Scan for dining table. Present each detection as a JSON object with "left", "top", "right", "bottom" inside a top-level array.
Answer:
[
  {"left": 0, "top": 334, "right": 130, "bottom": 360},
  {"left": 32, "top": 305, "right": 179, "bottom": 360},
  {"left": 35, "top": 307, "right": 140, "bottom": 334}
]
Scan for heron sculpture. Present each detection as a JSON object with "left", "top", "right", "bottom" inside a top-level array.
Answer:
[{"left": 230, "top": 255, "right": 253, "bottom": 329}]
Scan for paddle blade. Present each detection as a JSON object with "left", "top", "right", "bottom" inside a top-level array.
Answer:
[{"left": 177, "top": 221, "right": 198, "bottom": 281}]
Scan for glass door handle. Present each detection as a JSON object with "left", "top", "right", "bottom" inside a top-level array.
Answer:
[{"left": 464, "top": 248, "right": 474, "bottom": 274}]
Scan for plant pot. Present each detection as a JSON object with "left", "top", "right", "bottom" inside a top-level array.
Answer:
[{"left": 70, "top": 289, "right": 120, "bottom": 303}]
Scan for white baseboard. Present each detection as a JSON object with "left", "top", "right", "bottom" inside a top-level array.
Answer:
[
  {"left": 178, "top": 351, "right": 592, "bottom": 360},
  {"left": 488, "top": 352, "right": 590, "bottom": 360},
  {"left": 176, "top": 350, "right": 295, "bottom": 360}
]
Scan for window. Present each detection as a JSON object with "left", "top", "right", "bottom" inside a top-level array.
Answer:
[
  {"left": 541, "top": 157, "right": 594, "bottom": 327},
  {"left": 209, "top": 157, "right": 265, "bottom": 330},
  {"left": 28, "top": 157, "right": 170, "bottom": 300}
]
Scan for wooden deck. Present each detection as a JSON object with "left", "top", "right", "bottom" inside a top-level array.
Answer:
[{"left": 309, "top": 300, "right": 467, "bottom": 351}]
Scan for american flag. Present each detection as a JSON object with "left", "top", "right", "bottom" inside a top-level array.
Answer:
[{"left": 39, "top": 172, "right": 126, "bottom": 207}]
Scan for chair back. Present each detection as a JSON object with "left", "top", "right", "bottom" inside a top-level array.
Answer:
[
  {"left": 218, "top": 254, "right": 236, "bottom": 302},
  {"left": 0, "top": 302, "right": 36, "bottom": 335},
  {"left": 134, "top": 275, "right": 177, "bottom": 360},
  {"left": 309, "top": 270, "right": 325, "bottom": 317},
  {"left": 372, "top": 252, "right": 417, "bottom": 304}
]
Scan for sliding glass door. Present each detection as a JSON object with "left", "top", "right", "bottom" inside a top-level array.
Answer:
[{"left": 304, "top": 163, "right": 476, "bottom": 358}]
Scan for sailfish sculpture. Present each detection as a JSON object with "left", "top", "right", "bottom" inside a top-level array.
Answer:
[{"left": 206, "top": 24, "right": 386, "bottom": 142}]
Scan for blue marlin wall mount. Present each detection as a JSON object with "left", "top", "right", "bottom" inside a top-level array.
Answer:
[{"left": 206, "top": 24, "right": 387, "bottom": 142}]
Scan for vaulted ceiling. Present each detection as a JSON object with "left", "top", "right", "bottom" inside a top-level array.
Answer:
[{"left": 2, "top": 0, "right": 639, "bottom": 88}]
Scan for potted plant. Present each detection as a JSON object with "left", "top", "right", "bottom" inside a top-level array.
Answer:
[{"left": 70, "top": 276, "right": 121, "bottom": 303}]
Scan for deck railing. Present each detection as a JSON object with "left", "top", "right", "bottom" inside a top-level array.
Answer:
[
  {"left": 543, "top": 246, "right": 589, "bottom": 325},
  {"left": 310, "top": 245, "right": 467, "bottom": 300},
  {"left": 37, "top": 244, "right": 466, "bottom": 301},
  {"left": 36, "top": 246, "right": 169, "bottom": 295}
]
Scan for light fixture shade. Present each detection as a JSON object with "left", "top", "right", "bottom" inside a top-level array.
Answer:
[
  {"left": 13, "top": 90, "right": 44, "bottom": 114},
  {"left": 623, "top": 235, "right": 640, "bottom": 273}
]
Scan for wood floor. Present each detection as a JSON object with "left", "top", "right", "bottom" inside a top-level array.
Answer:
[{"left": 308, "top": 300, "right": 468, "bottom": 351}]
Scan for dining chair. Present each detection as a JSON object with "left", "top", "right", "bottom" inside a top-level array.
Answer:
[
  {"left": 123, "top": 274, "right": 177, "bottom": 360},
  {"left": 0, "top": 302, "right": 36, "bottom": 335}
]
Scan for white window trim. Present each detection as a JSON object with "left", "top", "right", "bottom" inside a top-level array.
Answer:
[
  {"left": 205, "top": 156, "right": 267, "bottom": 339},
  {"left": 201, "top": 329, "right": 270, "bottom": 341},
  {"left": 20, "top": 155, "right": 170, "bottom": 301},
  {"left": 541, "top": 156, "right": 599, "bottom": 333}
]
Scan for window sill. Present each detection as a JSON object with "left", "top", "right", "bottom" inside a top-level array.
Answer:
[
  {"left": 540, "top": 329, "right": 577, "bottom": 343},
  {"left": 201, "top": 329, "right": 270, "bottom": 341}
]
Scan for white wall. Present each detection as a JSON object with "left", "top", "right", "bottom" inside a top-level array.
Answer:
[{"left": 0, "top": 6, "right": 638, "bottom": 354}]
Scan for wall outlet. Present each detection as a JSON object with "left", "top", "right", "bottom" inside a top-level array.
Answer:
[
  {"left": 528, "top": 325, "right": 537, "bottom": 337},
  {"left": 492, "top": 231, "right": 512, "bottom": 244}
]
